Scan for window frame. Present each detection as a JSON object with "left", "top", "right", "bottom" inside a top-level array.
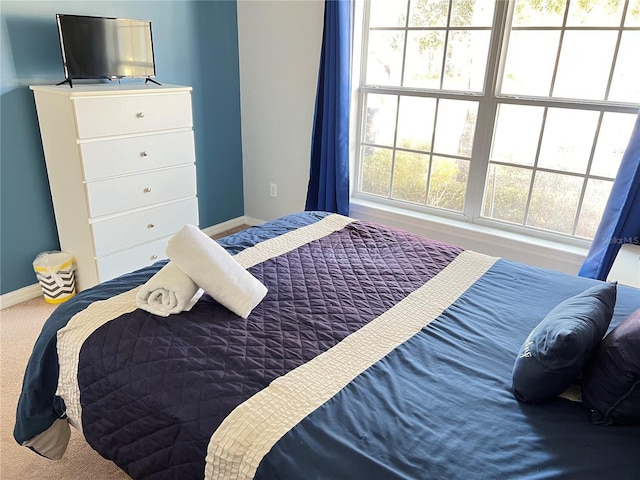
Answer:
[{"left": 352, "top": 0, "right": 640, "bottom": 248}]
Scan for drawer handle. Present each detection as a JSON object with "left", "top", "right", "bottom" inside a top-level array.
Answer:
[
  {"left": 147, "top": 223, "right": 155, "bottom": 229},
  {"left": 144, "top": 187, "right": 152, "bottom": 193},
  {"left": 140, "top": 151, "right": 149, "bottom": 157},
  {"left": 150, "top": 254, "right": 158, "bottom": 260},
  {"left": 137, "top": 112, "right": 145, "bottom": 118}
]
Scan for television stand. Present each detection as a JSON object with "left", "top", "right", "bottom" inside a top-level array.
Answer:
[
  {"left": 53, "top": 78, "right": 162, "bottom": 88},
  {"left": 56, "top": 78, "right": 73, "bottom": 88}
]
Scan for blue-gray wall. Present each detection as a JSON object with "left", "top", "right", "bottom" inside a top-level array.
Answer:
[{"left": 0, "top": 1, "right": 244, "bottom": 295}]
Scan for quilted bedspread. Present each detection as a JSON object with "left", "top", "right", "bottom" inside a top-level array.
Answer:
[
  {"left": 79, "top": 215, "right": 462, "bottom": 478},
  {"left": 16, "top": 213, "right": 462, "bottom": 478},
  {"left": 15, "top": 212, "right": 640, "bottom": 480}
]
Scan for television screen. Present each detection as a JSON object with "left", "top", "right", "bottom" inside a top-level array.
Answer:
[{"left": 56, "top": 14, "right": 156, "bottom": 81}]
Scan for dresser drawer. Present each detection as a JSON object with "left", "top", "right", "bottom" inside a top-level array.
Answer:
[
  {"left": 80, "top": 130, "right": 195, "bottom": 181},
  {"left": 91, "top": 197, "right": 199, "bottom": 257},
  {"left": 86, "top": 164, "right": 197, "bottom": 218},
  {"left": 96, "top": 236, "right": 170, "bottom": 283},
  {"left": 73, "top": 92, "right": 193, "bottom": 139}
]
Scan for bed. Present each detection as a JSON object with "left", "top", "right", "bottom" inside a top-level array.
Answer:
[{"left": 14, "top": 211, "right": 640, "bottom": 479}]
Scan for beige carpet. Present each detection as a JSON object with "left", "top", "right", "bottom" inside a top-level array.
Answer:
[{"left": 0, "top": 296, "right": 132, "bottom": 479}]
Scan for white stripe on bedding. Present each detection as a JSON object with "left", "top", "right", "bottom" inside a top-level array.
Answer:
[
  {"left": 233, "top": 213, "right": 353, "bottom": 268},
  {"left": 55, "top": 214, "right": 355, "bottom": 432},
  {"left": 204, "top": 250, "right": 498, "bottom": 480},
  {"left": 56, "top": 287, "right": 141, "bottom": 432}
]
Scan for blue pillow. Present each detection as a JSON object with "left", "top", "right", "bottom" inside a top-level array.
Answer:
[
  {"left": 582, "top": 308, "right": 640, "bottom": 425},
  {"left": 512, "top": 283, "right": 617, "bottom": 404}
]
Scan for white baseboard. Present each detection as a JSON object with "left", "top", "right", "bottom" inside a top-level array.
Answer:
[
  {"left": 0, "top": 284, "right": 43, "bottom": 310},
  {"left": 243, "top": 216, "right": 266, "bottom": 227},
  {"left": 201, "top": 215, "right": 253, "bottom": 237}
]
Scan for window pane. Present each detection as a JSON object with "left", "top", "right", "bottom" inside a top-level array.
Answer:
[
  {"left": 626, "top": 0, "right": 640, "bottom": 26},
  {"left": 403, "top": 31, "right": 445, "bottom": 89},
  {"left": 370, "top": 0, "right": 407, "bottom": 27},
  {"left": 396, "top": 96, "right": 436, "bottom": 151},
  {"left": 538, "top": 108, "right": 599, "bottom": 174},
  {"left": 553, "top": 31, "right": 617, "bottom": 101},
  {"left": 500, "top": 31, "right": 560, "bottom": 96},
  {"left": 358, "top": 0, "right": 637, "bottom": 241},
  {"left": 442, "top": 30, "right": 491, "bottom": 92},
  {"left": 491, "top": 104, "right": 544, "bottom": 166},
  {"left": 609, "top": 31, "right": 640, "bottom": 103},
  {"left": 512, "top": 0, "right": 566, "bottom": 26},
  {"left": 391, "top": 151, "right": 429, "bottom": 203},
  {"left": 566, "top": 0, "right": 625, "bottom": 26},
  {"left": 360, "top": 146, "right": 392, "bottom": 197},
  {"left": 527, "top": 172, "right": 583, "bottom": 234},
  {"left": 483, "top": 164, "right": 532, "bottom": 224},
  {"left": 363, "top": 93, "right": 397, "bottom": 147},
  {"left": 575, "top": 179, "right": 614, "bottom": 238},
  {"left": 366, "top": 31, "right": 405, "bottom": 86},
  {"left": 450, "top": 0, "right": 495, "bottom": 27},
  {"left": 591, "top": 112, "right": 636, "bottom": 178},
  {"left": 427, "top": 157, "right": 469, "bottom": 212},
  {"left": 408, "top": 0, "right": 449, "bottom": 27},
  {"left": 433, "top": 99, "right": 478, "bottom": 157}
]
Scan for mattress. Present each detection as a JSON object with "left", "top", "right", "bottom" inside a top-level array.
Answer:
[{"left": 14, "top": 212, "right": 640, "bottom": 479}]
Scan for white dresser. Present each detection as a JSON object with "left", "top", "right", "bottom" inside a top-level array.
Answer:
[{"left": 31, "top": 84, "right": 199, "bottom": 291}]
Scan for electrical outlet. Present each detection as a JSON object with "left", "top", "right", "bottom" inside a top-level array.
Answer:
[{"left": 270, "top": 183, "right": 277, "bottom": 197}]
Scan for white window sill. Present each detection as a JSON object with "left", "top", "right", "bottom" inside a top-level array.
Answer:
[{"left": 349, "top": 198, "right": 589, "bottom": 275}]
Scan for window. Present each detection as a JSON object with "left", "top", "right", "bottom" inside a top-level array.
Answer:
[{"left": 355, "top": 0, "right": 640, "bottom": 241}]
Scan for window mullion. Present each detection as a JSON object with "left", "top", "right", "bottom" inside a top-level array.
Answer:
[
  {"left": 522, "top": 107, "right": 549, "bottom": 227},
  {"left": 604, "top": 0, "right": 628, "bottom": 101},
  {"left": 571, "top": 111, "right": 605, "bottom": 236},
  {"left": 547, "top": 0, "right": 571, "bottom": 97},
  {"left": 438, "top": 0, "right": 454, "bottom": 90},
  {"left": 387, "top": 95, "right": 403, "bottom": 200},
  {"left": 399, "top": 0, "right": 411, "bottom": 87},
  {"left": 463, "top": 0, "right": 510, "bottom": 221}
]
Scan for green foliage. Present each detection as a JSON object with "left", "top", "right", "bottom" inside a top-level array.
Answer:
[
  {"left": 362, "top": 148, "right": 468, "bottom": 213},
  {"left": 410, "top": 0, "right": 449, "bottom": 27},
  {"left": 392, "top": 151, "right": 428, "bottom": 203},
  {"left": 515, "top": 0, "right": 623, "bottom": 19},
  {"left": 427, "top": 157, "right": 467, "bottom": 211},
  {"left": 361, "top": 147, "right": 392, "bottom": 197},
  {"left": 483, "top": 166, "right": 530, "bottom": 223},
  {"left": 363, "top": 152, "right": 606, "bottom": 238},
  {"left": 527, "top": 173, "right": 583, "bottom": 234}
]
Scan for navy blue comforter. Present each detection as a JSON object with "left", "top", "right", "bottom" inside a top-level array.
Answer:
[{"left": 15, "top": 212, "right": 640, "bottom": 480}]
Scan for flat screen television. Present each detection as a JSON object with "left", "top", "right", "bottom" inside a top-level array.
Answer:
[{"left": 56, "top": 14, "right": 157, "bottom": 87}]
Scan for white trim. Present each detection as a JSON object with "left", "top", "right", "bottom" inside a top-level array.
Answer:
[
  {"left": 0, "top": 284, "right": 43, "bottom": 310},
  {"left": 201, "top": 216, "right": 253, "bottom": 237},
  {"left": 350, "top": 199, "right": 588, "bottom": 275},
  {"left": 242, "top": 216, "right": 266, "bottom": 227},
  {"left": 607, "top": 244, "right": 640, "bottom": 288}
]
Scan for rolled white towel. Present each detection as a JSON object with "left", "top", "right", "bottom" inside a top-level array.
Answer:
[
  {"left": 166, "top": 224, "right": 268, "bottom": 319},
  {"left": 136, "top": 262, "right": 203, "bottom": 317}
]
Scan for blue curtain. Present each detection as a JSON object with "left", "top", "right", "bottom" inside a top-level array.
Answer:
[
  {"left": 305, "top": 0, "right": 353, "bottom": 216},
  {"left": 579, "top": 112, "right": 640, "bottom": 280}
]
